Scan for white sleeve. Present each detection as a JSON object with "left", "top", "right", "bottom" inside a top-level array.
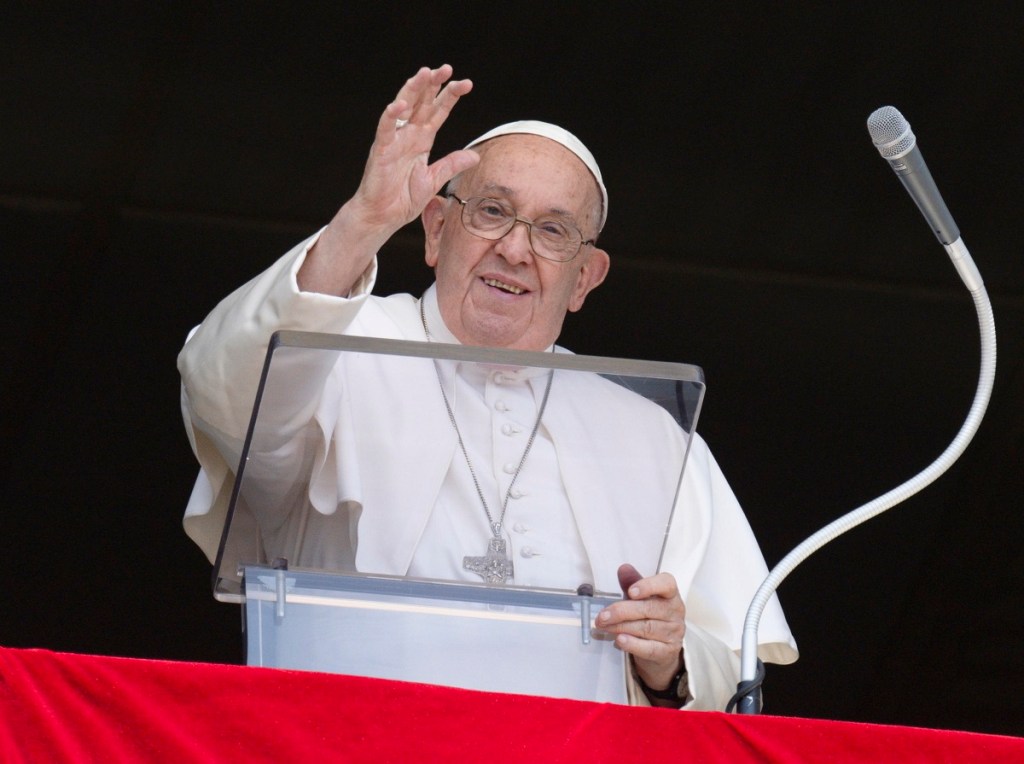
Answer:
[
  {"left": 177, "top": 231, "right": 377, "bottom": 562},
  {"left": 679, "top": 621, "right": 742, "bottom": 710}
]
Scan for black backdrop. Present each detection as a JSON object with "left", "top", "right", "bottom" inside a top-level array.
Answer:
[{"left": 2, "top": 4, "right": 1022, "bottom": 736}]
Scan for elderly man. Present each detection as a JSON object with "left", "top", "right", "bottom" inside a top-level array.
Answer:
[{"left": 179, "top": 65, "right": 796, "bottom": 709}]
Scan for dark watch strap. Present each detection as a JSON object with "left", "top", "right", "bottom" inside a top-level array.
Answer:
[{"left": 636, "top": 664, "right": 688, "bottom": 701}]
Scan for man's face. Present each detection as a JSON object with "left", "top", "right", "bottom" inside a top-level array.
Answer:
[{"left": 422, "top": 134, "right": 610, "bottom": 350}]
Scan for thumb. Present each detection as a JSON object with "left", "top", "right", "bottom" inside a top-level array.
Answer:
[
  {"left": 427, "top": 149, "right": 480, "bottom": 194},
  {"left": 617, "top": 563, "right": 643, "bottom": 598}
]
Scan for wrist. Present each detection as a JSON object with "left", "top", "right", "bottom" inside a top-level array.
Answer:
[
  {"left": 329, "top": 200, "right": 395, "bottom": 254},
  {"left": 634, "top": 654, "right": 689, "bottom": 706},
  {"left": 299, "top": 204, "right": 385, "bottom": 295}
]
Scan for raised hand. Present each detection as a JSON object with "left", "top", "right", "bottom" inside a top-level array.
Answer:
[
  {"left": 299, "top": 65, "right": 479, "bottom": 296},
  {"left": 351, "top": 65, "right": 479, "bottom": 233}
]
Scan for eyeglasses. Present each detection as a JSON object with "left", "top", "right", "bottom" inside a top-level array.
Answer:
[{"left": 447, "top": 194, "right": 594, "bottom": 262}]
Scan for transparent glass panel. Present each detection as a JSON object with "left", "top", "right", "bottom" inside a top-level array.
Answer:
[{"left": 215, "top": 332, "right": 705, "bottom": 602}]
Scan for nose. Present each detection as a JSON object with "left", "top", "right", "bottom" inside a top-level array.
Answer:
[{"left": 493, "top": 219, "right": 535, "bottom": 265}]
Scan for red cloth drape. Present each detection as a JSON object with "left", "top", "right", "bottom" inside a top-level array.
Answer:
[{"left": 2, "top": 647, "right": 1022, "bottom": 762}]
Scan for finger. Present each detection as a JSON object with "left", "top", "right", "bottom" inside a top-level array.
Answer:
[
  {"left": 392, "top": 66, "right": 438, "bottom": 114},
  {"left": 614, "top": 632, "right": 684, "bottom": 670},
  {"left": 606, "top": 612, "right": 686, "bottom": 655},
  {"left": 618, "top": 563, "right": 643, "bottom": 595},
  {"left": 374, "top": 98, "right": 412, "bottom": 145},
  {"left": 424, "top": 77, "right": 473, "bottom": 130},
  {"left": 615, "top": 629, "right": 684, "bottom": 653},
  {"left": 378, "top": 68, "right": 470, "bottom": 148},
  {"left": 596, "top": 596, "right": 683, "bottom": 631},
  {"left": 623, "top": 571, "right": 681, "bottom": 602},
  {"left": 423, "top": 63, "right": 455, "bottom": 92},
  {"left": 612, "top": 611, "right": 685, "bottom": 647},
  {"left": 604, "top": 614, "right": 685, "bottom": 642},
  {"left": 598, "top": 604, "right": 684, "bottom": 638},
  {"left": 398, "top": 65, "right": 457, "bottom": 122}
]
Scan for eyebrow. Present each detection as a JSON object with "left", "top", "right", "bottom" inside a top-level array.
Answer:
[{"left": 476, "top": 182, "right": 577, "bottom": 222}]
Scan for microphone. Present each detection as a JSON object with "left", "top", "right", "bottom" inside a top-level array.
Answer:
[
  {"left": 866, "top": 106, "right": 960, "bottom": 245},
  {"left": 866, "top": 106, "right": 983, "bottom": 293}
]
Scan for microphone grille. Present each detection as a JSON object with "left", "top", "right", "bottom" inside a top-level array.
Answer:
[{"left": 867, "top": 106, "right": 916, "bottom": 159}]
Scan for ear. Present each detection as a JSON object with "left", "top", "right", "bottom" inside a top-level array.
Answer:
[
  {"left": 568, "top": 246, "right": 610, "bottom": 313},
  {"left": 421, "top": 196, "right": 447, "bottom": 268}
]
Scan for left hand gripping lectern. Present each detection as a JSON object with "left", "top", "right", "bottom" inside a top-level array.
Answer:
[{"left": 212, "top": 331, "right": 705, "bottom": 703}]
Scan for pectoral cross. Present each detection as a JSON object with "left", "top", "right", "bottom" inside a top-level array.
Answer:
[{"left": 463, "top": 537, "right": 514, "bottom": 584}]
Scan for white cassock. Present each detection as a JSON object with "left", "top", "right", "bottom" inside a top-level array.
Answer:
[{"left": 178, "top": 231, "right": 798, "bottom": 709}]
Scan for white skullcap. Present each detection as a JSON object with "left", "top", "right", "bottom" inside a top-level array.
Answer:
[{"left": 464, "top": 120, "right": 608, "bottom": 232}]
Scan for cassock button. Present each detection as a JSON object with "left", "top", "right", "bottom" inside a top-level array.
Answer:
[
  {"left": 509, "top": 488, "right": 524, "bottom": 499},
  {"left": 495, "top": 400, "right": 509, "bottom": 412},
  {"left": 501, "top": 423, "right": 515, "bottom": 436},
  {"left": 520, "top": 546, "right": 538, "bottom": 558},
  {"left": 503, "top": 462, "right": 517, "bottom": 474},
  {"left": 512, "top": 522, "right": 528, "bottom": 533}
]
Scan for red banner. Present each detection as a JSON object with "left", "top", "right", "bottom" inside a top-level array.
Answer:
[{"left": 2, "top": 647, "right": 1021, "bottom": 763}]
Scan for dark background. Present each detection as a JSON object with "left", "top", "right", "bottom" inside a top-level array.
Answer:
[{"left": 2, "top": 4, "right": 1021, "bottom": 736}]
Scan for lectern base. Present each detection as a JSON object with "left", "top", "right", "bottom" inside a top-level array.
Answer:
[{"left": 243, "top": 565, "right": 628, "bottom": 703}]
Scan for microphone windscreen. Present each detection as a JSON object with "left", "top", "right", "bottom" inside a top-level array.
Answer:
[{"left": 867, "top": 106, "right": 916, "bottom": 159}]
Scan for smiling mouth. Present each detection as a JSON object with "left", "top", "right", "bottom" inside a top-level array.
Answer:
[{"left": 483, "top": 277, "right": 526, "bottom": 295}]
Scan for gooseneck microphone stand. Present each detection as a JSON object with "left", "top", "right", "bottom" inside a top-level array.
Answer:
[{"left": 729, "top": 106, "right": 997, "bottom": 714}]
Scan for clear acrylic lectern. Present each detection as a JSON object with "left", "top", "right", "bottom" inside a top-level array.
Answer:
[{"left": 214, "top": 331, "right": 704, "bottom": 703}]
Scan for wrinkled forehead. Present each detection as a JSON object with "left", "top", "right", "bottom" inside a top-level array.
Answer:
[
  {"left": 456, "top": 136, "right": 601, "bottom": 233},
  {"left": 464, "top": 120, "right": 608, "bottom": 231}
]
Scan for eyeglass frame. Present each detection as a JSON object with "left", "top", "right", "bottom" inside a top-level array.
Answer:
[{"left": 445, "top": 193, "right": 596, "bottom": 263}]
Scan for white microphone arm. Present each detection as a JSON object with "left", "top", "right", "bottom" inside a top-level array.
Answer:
[{"left": 731, "top": 107, "right": 997, "bottom": 714}]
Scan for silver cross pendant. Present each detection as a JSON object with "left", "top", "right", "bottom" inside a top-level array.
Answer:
[{"left": 463, "top": 537, "right": 514, "bottom": 584}]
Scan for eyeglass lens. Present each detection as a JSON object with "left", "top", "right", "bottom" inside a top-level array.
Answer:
[{"left": 460, "top": 197, "right": 582, "bottom": 261}]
